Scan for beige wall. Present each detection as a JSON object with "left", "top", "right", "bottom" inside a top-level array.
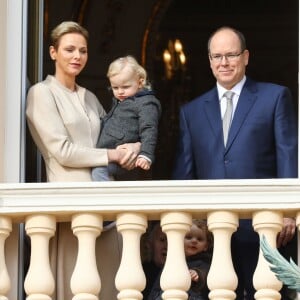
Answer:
[{"left": 0, "top": 1, "right": 7, "bottom": 181}]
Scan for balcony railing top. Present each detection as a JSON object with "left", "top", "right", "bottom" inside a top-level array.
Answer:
[{"left": 0, "top": 178, "right": 299, "bottom": 221}]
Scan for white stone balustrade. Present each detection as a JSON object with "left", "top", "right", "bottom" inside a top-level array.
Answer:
[
  {"left": 24, "top": 214, "right": 56, "bottom": 300},
  {"left": 115, "top": 213, "right": 147, "bottom": 300},
  {"left": 253, "top": 211, "right": 283, "bottom": 300},
  {"left": 207, "top": 211, "right": 238, "bottom": 300},
  {"left": 160, "top": 212, "right": 192, "bottom": 300},
  {"left": 0, "top": 179, "right": 299, "bottom": 300},
  {"left": 0, "top": 216, "right": 12, "bottom": 300},
  {"left": 71, "top": 213, "right": 103, "bottom": 300}
]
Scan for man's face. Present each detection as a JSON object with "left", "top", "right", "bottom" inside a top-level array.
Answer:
[{"left": 209, "top": 29, "right": 249, "bottom": 90}]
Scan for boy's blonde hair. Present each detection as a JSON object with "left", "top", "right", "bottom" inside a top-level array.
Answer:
[{"left": 107, "top": 55, "right": 151, "bottom": 90}]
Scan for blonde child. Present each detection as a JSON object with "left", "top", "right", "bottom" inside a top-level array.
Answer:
[
  {"left": 184, "top": 219, "right": 213, "bottom": 300},
  {"left": 92, "top": 55, "right": 161, "bottom": 181},
  {"left": 147, "top": 219, "right": 213, "bottom": 300}
]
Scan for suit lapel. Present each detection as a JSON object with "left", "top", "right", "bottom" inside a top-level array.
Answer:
[
  {"left": 226, "top": 78, "right": 258, "bottom": 150},
  {"left": 204, "top": 88, "right": 223, "bottom": 138}
]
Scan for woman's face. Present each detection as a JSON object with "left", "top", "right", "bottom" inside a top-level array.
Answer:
[{"left": 50, "top": 32, "right": 88, "bottom": 79}]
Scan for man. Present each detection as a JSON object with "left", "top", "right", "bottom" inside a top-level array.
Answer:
[{"left": 172, "top": 26, "right": 298, "bottom": 299}]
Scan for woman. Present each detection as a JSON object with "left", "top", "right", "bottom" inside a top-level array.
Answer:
[
  {"left": 26, "top": 21, "right": 139, "bottom": 182},
  {"left": 26, "top": 21, "right": 140, "bottom": 299}
]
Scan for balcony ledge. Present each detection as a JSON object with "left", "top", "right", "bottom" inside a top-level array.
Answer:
[{"left": 0, "top": 178, "right": 299, "bottom": 221}]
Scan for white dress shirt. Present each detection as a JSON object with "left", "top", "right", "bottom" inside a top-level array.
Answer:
[{"left": 217, "top": 76, "right": 246, "bottom": 120}]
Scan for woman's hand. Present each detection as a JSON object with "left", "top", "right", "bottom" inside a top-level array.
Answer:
[
  {"left": 107, "top": 142, "right": 141, "bottom": 170},
  {"left": 116, "top": 142, "right": 141, "bottom": 169},
  {"left": 116, "top": 142, "right": 141, "bottom": 157}
]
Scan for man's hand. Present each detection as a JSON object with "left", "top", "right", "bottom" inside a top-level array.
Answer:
[{"left": 277, "top": 217, "right": 296, "bottom": 248}]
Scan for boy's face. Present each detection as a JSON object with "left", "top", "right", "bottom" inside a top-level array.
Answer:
[
  {"left": 184, "top": 224, "right": 208, "bottom": 257},
  {"left": 109, "top": 66, "right": 142, "bottom": 101},
  {"left": 150, "top": 225, "right": 167, "bottom": 267}
]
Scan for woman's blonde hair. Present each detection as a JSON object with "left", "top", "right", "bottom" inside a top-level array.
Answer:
[
  {"left": 50, "top": 21, "right": 89, "bottom": 50},
  {"left": 107, "top": 55, "right": 151, "bottom": 90}
]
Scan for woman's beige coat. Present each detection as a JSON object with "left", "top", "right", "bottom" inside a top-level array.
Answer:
[
  {"left": 26, "top": 75, "right": 108, "bottom": 182},
  {"left": 26, "top": 75, "right": 121, "bottom": 300}
]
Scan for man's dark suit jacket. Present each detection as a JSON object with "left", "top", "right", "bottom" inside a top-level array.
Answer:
[{"left": 173, "top": 77, "right": 298, "bottom": 180}]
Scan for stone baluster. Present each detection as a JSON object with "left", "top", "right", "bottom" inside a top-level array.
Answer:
[
  {"left": 115, "top": 213, "right": 147, "bottom": 300},
  {"left": 24, "top": 214, "right": 56, "bottom": 300},
  {"left": 0, "top": 216, "right": 12, "bottom": 300},
  {"left": 71, "top": 213, "right": 102, "bottom": 300},
  {"left": 253, "top": 211, "right": 283, "bottom": 300},
  {"left": 207, "top": 211, "right": 238, "bottom": 300},
  {"left": 160, "top": 212, "right": 192, "bottom": 300}
]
